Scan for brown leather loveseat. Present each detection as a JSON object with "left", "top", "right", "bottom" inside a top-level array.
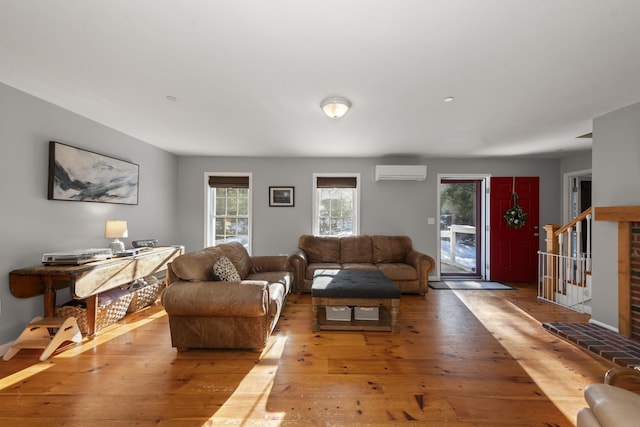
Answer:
[
  {"left": 288, "top": 235, "right": 434, "bottom": 294},
  {"left": 161, "top": 242, "right": 291, "bottom": 351}
]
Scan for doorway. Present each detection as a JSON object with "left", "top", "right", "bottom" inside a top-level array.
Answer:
[
  {"left": 566, "top": 170, "right": 592, "bottom": 256},
  {"left": 439, "top": 178, "right": 485, "bottom": 279}
]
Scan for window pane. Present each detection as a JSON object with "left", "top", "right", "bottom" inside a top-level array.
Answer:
[
  {"left": 342, "top": 194, "right": 353, "bottom": 215},
  {"left": 319, "top": 217, "right": 330, "bottom": 235},
  {"left": 319, "top": 200, "right": 330, "bottom": 216},
  {"left": 238, "top": 195, "right": 248, "bottom": 216},
  {"left": 238, "top": 218, "right": 249, "bottom": 234},
  {"left": 343, "top": 217, "right": 353, "bottom": 234},
  {"left": 227, "top": 218, "right": 237, "bottom": 235},
  {"left": 215, "top": 218, "right": 225, "bottom": 235},
  {"left": 215, "top": 191, "right": 226, "bottom": 215},
  {"left": 329, "top": 199, "right": 340, "bottom": 217},
  {"left": 227, "top": 189, "right": 238, "bottom": 215}
]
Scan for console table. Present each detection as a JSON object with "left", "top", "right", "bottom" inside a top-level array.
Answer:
[{"left": 9, "top": 245, "right": 184, "bottom": 336}]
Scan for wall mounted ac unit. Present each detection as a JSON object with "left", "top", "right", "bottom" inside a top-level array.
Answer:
[{"left": 374, "top": 165, "right": 427, "bottom": 181}]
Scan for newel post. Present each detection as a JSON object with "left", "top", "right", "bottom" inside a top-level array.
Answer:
[{"left": 543, "top": 224, "right": 560, "bottom": 300}]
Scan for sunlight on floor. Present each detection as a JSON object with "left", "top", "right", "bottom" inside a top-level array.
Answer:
[
  {"left": 0, "top": 361, "right": 52, "bottom": 390},
  {"left": 207, "top": 334, "right": 288, "bottom": 425},
  {"left": 55, "top": 309, "right": 168, "bottom": 358},
  {"left": 453, "top": 290, "right": 588, "bottom": 425},
  {"left": 0, "top": 309, "right": 168, "bottom": 390}
]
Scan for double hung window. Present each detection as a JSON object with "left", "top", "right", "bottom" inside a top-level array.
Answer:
[
  {"left": 206, "top": 174, "right": 251, "bottom": 250},
  {"left": 313, "top": 174, "right": 360, "bottom": 236}
]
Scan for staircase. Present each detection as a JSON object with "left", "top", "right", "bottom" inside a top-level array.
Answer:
[{"left": 538, "top": 207, "right": 592, "bottom": 314}]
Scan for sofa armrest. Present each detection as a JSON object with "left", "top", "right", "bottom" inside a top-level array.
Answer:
[
  {"left": 288, "top": 249, "right": 308, "bottom": 293},
  {"left": 162, "top": 280, "right": 268, "bottom": 317},
  {"left": 166, "top": 262, "right": 178, "bottom": 285},
  {"left": 405, "top": 250, "right": 436, "bottom": 294},
  {"left": 250, "top": 255, "right": 289, "bottom": 273},
  {"left": 405, "top": 250, "right": 435, "bottom": 273}
]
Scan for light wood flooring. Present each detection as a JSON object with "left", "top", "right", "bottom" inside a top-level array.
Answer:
[{"left": 0, "top": 282, "right": 624, "bottom": 426}]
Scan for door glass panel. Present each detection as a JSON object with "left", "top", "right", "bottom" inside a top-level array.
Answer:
[{"left": 440, "top": 180, "right": 481, "bottom": 277}]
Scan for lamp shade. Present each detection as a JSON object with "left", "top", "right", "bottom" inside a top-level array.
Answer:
[
  {"left": 104, "top": 220, "right": 128, "bottom": 239},
  {"left": 320, "top": 96, "right": 351, "bottom": 119}
]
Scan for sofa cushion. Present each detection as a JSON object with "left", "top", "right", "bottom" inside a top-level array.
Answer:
[
  {"left": 248, "top": 271, "right": 292, "bottom": 295},
  {"left": 211, "top": 256, "right": 241, "bottom": 282},
  {"left": 376, "top": 263, "right": 418, "bottom": 281},
  {"left": 299, "top": 235, "right": 341, "bottom": 263},
  {"left": 219, "top": 242, "right": 252, "bottom": 279},
  {"left": 342, "top": 263, "right": 377, "bottom": 271},
  {"left": 341, "top": 235, "right": 372, "bottom": 263},
  {"left": 267, "top": 282, "right": 286, "bottom": 333},
  {"left": 372, "top": 235, "right": 412, "bottom": 263},
  {"left": 171, "top": 246, "right": 222, "bottom": 282}
]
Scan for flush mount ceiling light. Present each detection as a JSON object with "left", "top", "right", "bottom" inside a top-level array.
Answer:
[{"left": 320, "top": 96, "right": 352, "bottom": 119}]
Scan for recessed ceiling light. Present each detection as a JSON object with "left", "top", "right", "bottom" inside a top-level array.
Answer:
[
  {"left": 443, "top": 96, "right": 454, "bottom": 103},
  {"left": 166, "top": 95, "right": 177, "bottom": 102}
]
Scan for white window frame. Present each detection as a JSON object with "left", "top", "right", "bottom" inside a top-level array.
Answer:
[
  {"left": 312, "top": 173, "right": 360, "bottom": 236},
  {"left": 204, "top": 172, "right": 253, "bottom": 254}
]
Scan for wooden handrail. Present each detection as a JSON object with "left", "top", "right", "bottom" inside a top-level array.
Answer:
[{"left": 555, "top": 207, "right": 592, "bottom": 236}]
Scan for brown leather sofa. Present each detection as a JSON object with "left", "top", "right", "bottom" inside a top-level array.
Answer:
[
  {"left": 288, "top": 235, "right": 435, "bottom": 294},
  {"left": 161, "top": 242, "right": 291, "bottom": 351}
]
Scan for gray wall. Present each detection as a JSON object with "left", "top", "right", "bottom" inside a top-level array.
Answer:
[
  {"left": 0, "top": 83, "right": 179, "bottom": 345},
  {"left": 177, "top": 156, "right": 563, "bottom": 264},
  {"left": 560, "top": 150, "right": 592, "bottom": 175},
  {"left": 591, "top": 101, "right": 640, "bottom": 330}
]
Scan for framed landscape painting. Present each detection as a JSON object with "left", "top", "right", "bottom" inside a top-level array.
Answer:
[{"left": 48, "top": 141, "right": 139, "bottom": 205}]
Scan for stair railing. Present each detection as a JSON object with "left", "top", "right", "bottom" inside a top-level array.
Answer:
[{"left": 539, "top": 207, "right": 592, "bottom": 312}]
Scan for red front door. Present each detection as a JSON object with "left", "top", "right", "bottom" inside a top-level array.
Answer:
[{"left": 489, "top": 177, "right": 539, "bottom": 282}]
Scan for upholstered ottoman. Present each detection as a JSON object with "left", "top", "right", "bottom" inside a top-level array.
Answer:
[{"left": 311, "top": 269, "right": 401, "bottom": 332}]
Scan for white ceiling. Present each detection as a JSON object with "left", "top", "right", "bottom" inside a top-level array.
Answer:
[{"left": 2, "top": 1, "right": 640, "bottom": 159}]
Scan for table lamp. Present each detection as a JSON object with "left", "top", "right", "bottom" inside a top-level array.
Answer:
[{"left": 105, "top": 220, "right": 128, "bottom": 255}]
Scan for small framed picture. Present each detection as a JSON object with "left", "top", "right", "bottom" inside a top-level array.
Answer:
[{"left": 269, "top": 186, "right": 294, "bottom": 207}]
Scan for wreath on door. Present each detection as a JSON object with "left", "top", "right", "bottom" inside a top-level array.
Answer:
[{"left": 504, "top": 178, "right": 527, "bottom": 229}]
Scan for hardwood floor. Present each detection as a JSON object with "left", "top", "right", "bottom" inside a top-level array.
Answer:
[{"left": 0, "top": 282, "right": 619, "bottom": 426}]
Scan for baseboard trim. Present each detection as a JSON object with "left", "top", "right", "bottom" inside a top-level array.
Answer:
[{"left": 588, "top": 318, "right": 618, "bottom": 333}]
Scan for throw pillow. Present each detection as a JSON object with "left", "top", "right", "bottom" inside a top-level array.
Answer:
[{"left": 211, "top": 256, "right": 241, "bottom": 282}]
